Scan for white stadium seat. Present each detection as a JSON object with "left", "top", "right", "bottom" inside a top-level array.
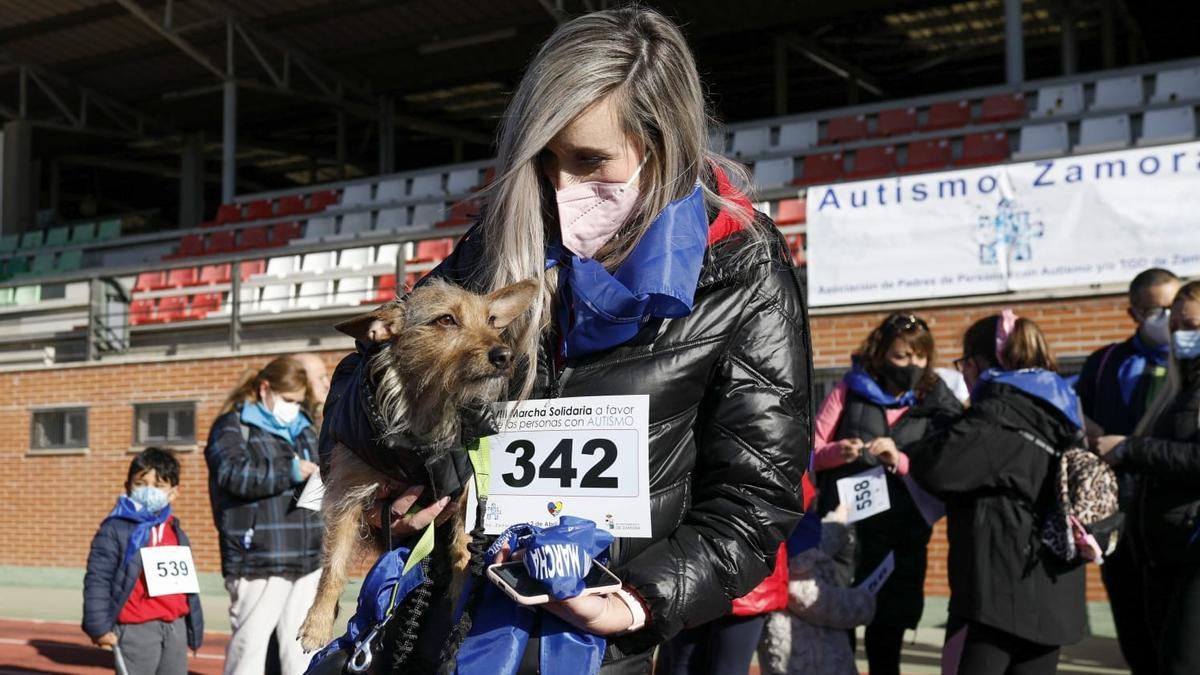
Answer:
[
  {"left": 446, "top": 168, "right": 480, "bottom": 195},
  {"left": 708, "top": 130, "right": 726, "bottom": 153},
  {"left": 338, "top": 247, "right": 373, "bottom": 270},
  {"left": 296, "top": 280, "right": 333, "bottom": 310},
  {"left": 255, "top": 282, "right": 293, "bottom": 313},
  {"left": 1076, "top": 114, "right": 1131, "bottom": 152},
  {"left": 776, "top": 120, "right": 818, "bottom": 152},
  {"left": 265, "top": 255, "right": 298, "bottom": 277},
  {"left": 375, "top": 244, "right": 401, "bottom": 267},
  {"left": 752, "top": 158, "right": 794, "bottom": 189},
  {"left": 411, "top": 203, "right": 445, "bottom": 227},
  {"left": 301, "top": 251, "right": 335, "bottom": 274},
  {"left": 1139, "top": 106, "right": 1197, "bottom": 145},
  {"left": 731, "top": 127, "right": 770, "bottom": 158},
  {"left": 1034, "top": 83, "right": 1084, "bottom": 117},
  {"left": 375, "top": 178, "right": 405, "bottom": 203},
  {"left": 1150, "top": 66, "right": 1200, "bottom": 103},
  {"left": 410, "top": 173, "right": 443, "bottom": 199},
  {"left": 376, "top": 208, "right": 407, "bottom": 231},
  {"left": 1015, "top": 122, "right": 1069, "bottom": 159},
  {"left": 1090, "top": 75, "right": 1143, "bottom": 111},
  {"left": 332, "top": 212, "right": 371, "bottom": 240},
  {"left": 297, "top": 217, "right": 336, "bottom": 244},
  {"left": 341, "top": 184, "right": 372, "bottom": 207},
  {"left": 334, "top": 276, "right": 371, "bottom": 306}
]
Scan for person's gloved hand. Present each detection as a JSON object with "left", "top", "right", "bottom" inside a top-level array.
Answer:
[{"left": 459, "top": 403, "right": 500, "bottom": 446}]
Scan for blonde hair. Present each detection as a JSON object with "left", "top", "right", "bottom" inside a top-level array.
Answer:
[
  {"left": 963, "top": 314, "right": 1057, "bottom": 372},
  {"left": 480, "top": 6, "right": 769, "bottom": 395},
  {"left": 219, "top": 356, "right": 309, "bottom": 415},
  {"left": 1135, "top": 281, "right": 1200, "bottom": 436}
]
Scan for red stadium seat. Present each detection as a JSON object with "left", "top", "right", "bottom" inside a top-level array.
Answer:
[
  {"left": 473, "top": 167, "right": 497, "bottom": 191},
  {"left": 244, "top": 200, "right": 274, "bottom": 221},
  {"left": 824, "top": 114, "right": 868, "bottom": 144},
  {"left": 156, "top": 295, "right": 188, "bottom": 323},
  {"left": 215, "top": 204, "right": 242, "bottom": 225},
  {"left": 269, "top": 222, "right": 301, "bottom": 247},
  {"left": 436, "top": 200, "right": 481, "bottom": 228},
  {"left": 367, "top": 274, "right": 398, "bottom": 304},
  {"left": 902, "top": 138, "right": 954, "bottom": 173},
  {"left": 925, "top": 99, "right": 971, "bottom": 130},
  {"left": 774, "top": 198, "right": 807, "bottom": 226},
  {"left": 793, "top": 152, "right": 845, "bottom": 186},
  {"left": 237, "top": 226, "right": 269, "bottom": 251},
  {"left": 309, "top": 190, "right": 338, "bottom": 211},
  {"left": 277, "top": 195, "right": 307, "bottom": 216},
  {"left": 979, "top": 92, "right": 1026, "bottom": 123},
  {"left": 206, "top": 230, "right": 236, "bottom": 255},
  {"left": 785, "top": 234, "right": 806, "bottom": 266},
  {"left": 848, "top": 145, "right": 897, "bottom": 179},
  {"left": 169, "top": 234, "right": 204, "bottom": 259},
  {"left": 874, "top": 107, "right": 917, "bottom": 137},
  {"left": 240, "top": 259, "right": 266, "bottom": 279},
  {"left": 187, "top": 292, "right": 222, "bottom": 319},
  {"left": 129, "top": 299, "right": 157, "bottom": 325},
  {"left": 412, "top": 238, "right": 455, "bottom": 262},
  {"left": 958, "top": 131, "right": 1010, "bottom": 166},
  {"left": 166, "top": 267, "right": 198, "bottom": 288},
  {"left": 199, "top": 264, "right": 231, "bottom": 285},
  {"left": 134, "top": 271, "right": 167, "bottom": 292}
]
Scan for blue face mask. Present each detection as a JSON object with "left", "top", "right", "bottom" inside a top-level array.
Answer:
[
  {"left": 1174, "top": 329, "right": 1200, "bottom": 360},
  {"left": 129, "top": 486, "right": 170, "bottom": 513}
]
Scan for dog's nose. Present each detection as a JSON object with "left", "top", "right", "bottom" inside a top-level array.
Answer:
[{"left": 488, "top": 346, "right": 512, "bottom": 370}]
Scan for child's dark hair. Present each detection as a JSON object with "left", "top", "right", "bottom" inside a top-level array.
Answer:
[
  {"left": 853, "top": 311, "right": 940, "bottom": 396},
  {"left": 126, "top": 447, "right": 181, "bottom": 487},
  {"left": 962, "top": 314, "right": 1057, "bottom": 371}
]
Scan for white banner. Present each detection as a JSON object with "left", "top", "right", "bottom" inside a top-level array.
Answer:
[{"left": 806, "top": 141, "right": 1200, "bottom": 307}]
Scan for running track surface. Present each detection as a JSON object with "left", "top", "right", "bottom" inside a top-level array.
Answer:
[{"left": 0, "top": 619, "right": 227, "bottom": 674}]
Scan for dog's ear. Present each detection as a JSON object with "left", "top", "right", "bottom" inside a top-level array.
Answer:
[
  {"left": 335, "top": 302, "right": 405, "bottom": 341},
  {"left": 487, "top": 279, "right": 539, "bottom": 329}
]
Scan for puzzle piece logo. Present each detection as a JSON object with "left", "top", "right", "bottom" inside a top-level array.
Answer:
[
  {"left": 547, "top": 500, "right": 564, "bottom": 516},
  {"left": 976, "top": 197, "right": 1044, "bottom": 265}
]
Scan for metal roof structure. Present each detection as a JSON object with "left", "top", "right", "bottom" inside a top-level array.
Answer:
[{"left": 0, "top": 0, "right": 1194, "bottom": 229}]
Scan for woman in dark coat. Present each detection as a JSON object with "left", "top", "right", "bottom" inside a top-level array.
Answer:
[
  {"left": 811, "top": 312, "right": 961, "bottom": 675},
  {"left": 907, "top": 311, "right": 1087, "bottom": 675},
  {"left": 317, "top": 7, "right": 812, "bottom": 674},
  {"left": 1095, "top": 280, "right": 1200, "bottom": 675}
]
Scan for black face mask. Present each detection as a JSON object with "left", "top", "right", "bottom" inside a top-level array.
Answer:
[{"left": 879, "top": 362, "right": 923, "bottom": 393}]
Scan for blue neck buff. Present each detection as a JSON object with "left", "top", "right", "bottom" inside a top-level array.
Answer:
[
  {"left": 1116, "top": 334, "right": 1170, "bottom": 406},
  {"left": 547, "top": 183, "right": 709, "bottom": 359},
  {"left": 240, "top": 401, "right": 311, "bottom": 444},
  {"left": 843, "top": 363, "right": 917, "bottom": 408},
  {"left": 104, "top": 495, "right": 172, "bottom": 564},
  {"left": 975, "top": 368, "right": 1083, "bottom": 429},
  {"left": 453, "top": 516, "right": 614, "bottom": 675}
]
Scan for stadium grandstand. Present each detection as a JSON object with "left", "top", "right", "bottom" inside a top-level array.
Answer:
[{"left": 0, "top": 1, "right": 1198, "bottom": 670}]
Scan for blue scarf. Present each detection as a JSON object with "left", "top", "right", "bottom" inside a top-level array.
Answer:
[
  {"left": 453, "top": 516, "right": 614, "bottom": 675},
  {"left": 843, "top": 364, "right": 917, "bottom": 408},
  {"left": 547, "top": 183, "right": 709, "bottom": 359},
  {"left": 239, "top": 401, "right": 311, "bottom": 445},
  {"left": 786, "top": 512, "right": 822, "bottom": 558},
  {"left": 1116, "top": 334, "right": 1170, "bottom": 406},
  {"left": 975, "top": 368, "right": 1083, "bottom": 429},
  {"left": 103, "top": 495, "right": 172, "bottom": 565}
]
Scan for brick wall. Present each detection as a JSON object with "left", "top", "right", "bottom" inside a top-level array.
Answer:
[{"left": 0, "top": 293, "right": 1129, "bottom": 602}]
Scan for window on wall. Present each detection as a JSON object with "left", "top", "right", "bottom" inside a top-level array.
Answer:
[
  {"left": 134, "top": 402, "right": 196, "bottom": 446},
  {"left": 30, "top": 408, "right": 88, "bottom": 451}
]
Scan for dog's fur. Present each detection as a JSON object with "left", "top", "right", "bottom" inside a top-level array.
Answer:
[{"left": 297, "top": 278, "right": 538, "bottom": 652}]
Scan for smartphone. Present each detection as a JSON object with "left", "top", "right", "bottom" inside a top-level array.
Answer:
[{"left": 486, "top": 560, "right": 623, "bottom": 606}]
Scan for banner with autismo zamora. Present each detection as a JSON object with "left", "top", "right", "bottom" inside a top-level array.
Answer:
[{"left": 805, "top": 140, "right": 1200, "bottom": 307}]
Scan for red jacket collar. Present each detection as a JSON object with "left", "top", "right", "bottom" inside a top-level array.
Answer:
[{"left": 707, "top": 164, "right": 753, "bottom": 246}]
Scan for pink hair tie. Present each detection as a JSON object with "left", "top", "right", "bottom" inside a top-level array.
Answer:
[{"left": 995, "top": 309, "right": 1018, "bottom": 369}]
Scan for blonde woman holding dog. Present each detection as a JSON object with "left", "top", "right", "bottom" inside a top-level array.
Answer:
[
  {"left": 205, "top": 355, "right": 323, "bottom": 675},
  {"left": 318, "top": 7, "right": 812, "bottom": 674}
]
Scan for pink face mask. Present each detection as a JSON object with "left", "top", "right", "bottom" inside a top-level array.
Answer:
[{"left": 556, "top": 157, "right": 645, "bottom": 259}]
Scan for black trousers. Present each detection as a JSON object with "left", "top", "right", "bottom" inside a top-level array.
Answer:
[
  {"left": 1143, "top": 557, "right": 1200, "bottom": 675},
  {"left": 656, "top": 614, "right": 767, "bottom": 675},
  {"left": 1103, "top": 540, "right": 1159, "bottom": 675},
  {"left": 943, "top": 618, "right": 1059, "bottom": 675}
]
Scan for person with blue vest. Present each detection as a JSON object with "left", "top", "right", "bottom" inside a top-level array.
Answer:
[
  {"left": 907, "top": 311, "right": 1087, "bottom": 675},
  {"left": 1075, "top": 267, "right": 1180, "bottom": 675},
  {"left": 82, "top": 447, "right": 204, "bottom": 674},
  {"left": 205, "top": 355, "right": 323, "bottom": 675}
]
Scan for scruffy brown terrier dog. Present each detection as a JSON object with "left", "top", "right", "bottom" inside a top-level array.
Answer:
[{"left": 297, "top": 278, "right": 539, "bottom": 652}]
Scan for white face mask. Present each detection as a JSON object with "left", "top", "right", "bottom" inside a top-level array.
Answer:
[
  {"left": 271, "top": 396, "right": 302, "bottom": 425},
  {"left": 1140, "top": 307, "right": 1171, "bottom": 348}
]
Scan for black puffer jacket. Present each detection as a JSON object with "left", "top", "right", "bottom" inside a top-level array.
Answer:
[
  {"left": 907, "top": 381, "right": 1087, "bottom": 647},
  {"left": 204, "top": 406, "right": 323, "bottom": 579},
  {"left": 324, "top": 177, "right": 813, "bottom": 663},
  {"left": 1124, "top": 359, "right": 1200, "bottom": 568}
]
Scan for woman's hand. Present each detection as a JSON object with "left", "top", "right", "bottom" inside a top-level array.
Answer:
[
  {"left": 839, "top": 438, "right": 864, "bottom": 462},
  {"left": 365, "top": 485, "right": 458, "bottom": 537},
  {"left": 1094, "top": 435, "right": 1127, "bottom": 466},
  {"left": 543, "top": 592, "right": 634, "bottom": 636},
  {"left": 92, "top": 632, "right": 117, "bottom": 649},
  {"left": 866, "top": 437, "right": 900, "bottom": 466}
]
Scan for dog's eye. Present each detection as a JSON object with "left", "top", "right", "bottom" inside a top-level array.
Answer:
[{"left": 435, "top": 314, "right": 458, "bottom": 328}]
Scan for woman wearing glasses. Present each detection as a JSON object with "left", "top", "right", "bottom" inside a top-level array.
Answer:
[
  {"left": 811, "top": 312, "right": 962, "bottom": 675},
  {"left": 907, "top": 311, "right": 1087, "bottom": 675}
]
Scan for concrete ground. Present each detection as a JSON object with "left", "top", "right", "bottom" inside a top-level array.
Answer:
[{"left": 0, "top": 565, "right": 1132, "bottom": 674}]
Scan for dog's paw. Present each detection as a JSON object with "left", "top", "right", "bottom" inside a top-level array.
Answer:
[{"left": 297, "top": 612, "right": 335, "bottom": 653}]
